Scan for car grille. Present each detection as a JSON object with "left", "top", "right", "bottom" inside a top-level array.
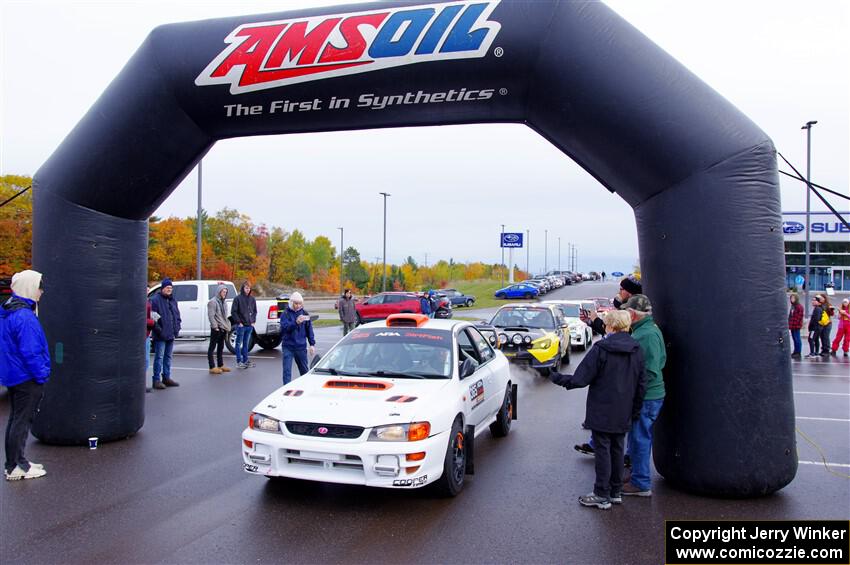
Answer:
[
  {"left": 501, "top": 343, "right": 531, "bottom": 353},
  {"left": 285, "top": 421, "right": 365, "bottom": 439}
]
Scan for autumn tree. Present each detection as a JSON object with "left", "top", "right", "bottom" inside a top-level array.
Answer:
[{"left": 0, "top": 175, "right": 33, "bottom": 276}]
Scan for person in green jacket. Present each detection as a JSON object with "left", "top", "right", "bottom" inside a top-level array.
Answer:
[{"left": 620, "top": 294, "right": 666, "bottom": 497}]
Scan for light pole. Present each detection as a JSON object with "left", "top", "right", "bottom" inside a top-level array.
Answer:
[
  {"left": 379, "top": 192, "right": 390, "bottom": 291},
  {"left": 802, "top": 120, "right": 817, "bottom": 314},
  {"left": 544, "top": 229, "right": 548, "bottom": 274},
  {"left": 500, "top": 224, "right": 505, "bottom": 288},
  {"left": 196, "top": 159, "right": 202, "bottom": 279},
  {"left": 337, "top": 227, "right": 344, "bottom": 295}
]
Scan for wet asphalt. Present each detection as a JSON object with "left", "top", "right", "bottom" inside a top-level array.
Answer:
[{"left": 1, "top": 281, "right": 848, "bottom": 564}]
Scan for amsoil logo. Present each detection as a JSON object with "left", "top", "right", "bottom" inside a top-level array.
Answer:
[{"left": 196, "top": 1, "right": 502, "bottom": 94}]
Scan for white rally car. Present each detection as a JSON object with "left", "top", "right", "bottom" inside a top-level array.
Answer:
[
  {"left": 542, "top": 300, "right": 594, "bottom": 351},
  {"left": 242, "top": 314, "right": 516, "bottom": 496}
]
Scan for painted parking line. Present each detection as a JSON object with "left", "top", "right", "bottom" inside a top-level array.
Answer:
[
  {"left": 793, "top": 373, "right": 850, "bottom": 378},
  {"left": 796, "top": 416, "right": 850, "bottom": 422},
  {"left": 794, "top": 391, "right": 850, "bottom": 396},
  {"left": 798, "top": 460, "right": 850, "bottom": 468}
]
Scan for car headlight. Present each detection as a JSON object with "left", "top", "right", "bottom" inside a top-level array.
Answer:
[
  {"left": 534, "top": 339, "right": 552, "bottom": 349},
  {"left": 523, "top": 335, "right": 532, "bottom": 344},
  {"left": 498, "top": 333, "right": 508, "bottom": 345},
  {"left": 512, "top": 334, "right": 523, "bottom": 345},
  {"left": 249, "top": 412, "right": 282, "bottom": 434},
  {"left": 369, "top": 422, "right": 431, "bottom": 442}
]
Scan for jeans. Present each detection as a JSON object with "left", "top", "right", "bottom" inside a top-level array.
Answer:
[
  {"left": 235, "top": 325, "right": 253, "bottom": 364},
  {"left": 4, "top": 380, "right": 44, "bottom": 473},
  {"left": 282, "top": 347, "right": 309, "bottom": 385},
  {"left": 145, "top": 335, "right": 151, "bottom": 375},
  {"left": 808, "top": 328, "right": 821, "bottom": 355},
  {"left": 590, "top": 430, "right": 625, "bottom": 499},
  {"left": 208, "top": 329, "right": 226, "bottom": 368},
  {"left": 152, "top": 339, "right": 174, "bottom": 382},
  {"left": 790, "top": 329, "right": 802, "bottom": 355},
  {"left": 342, "top": 321, "right": 356, "bottom": 336},
  {"left": 627, "top": 398, "right": 664, "bottom": 491},
  {"left": 819, "top": 322, "right": 832, "bottom": 354}
]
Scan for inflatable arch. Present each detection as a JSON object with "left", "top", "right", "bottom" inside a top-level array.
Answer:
[{"left": 32, "top": 0, "right": 795, "bottom": 496}]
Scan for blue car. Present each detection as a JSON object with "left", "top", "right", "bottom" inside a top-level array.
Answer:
[{"left": 494, "top": 284, "right": 540, "bottom": 300}]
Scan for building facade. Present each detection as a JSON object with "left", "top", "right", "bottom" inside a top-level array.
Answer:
[{"left": 783, "top": 211, "right": 850, "bottom": 291}]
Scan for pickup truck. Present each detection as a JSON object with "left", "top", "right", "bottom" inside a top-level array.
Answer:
[{"left": 147, "top": 280, "right": 281, "bottom": 352}]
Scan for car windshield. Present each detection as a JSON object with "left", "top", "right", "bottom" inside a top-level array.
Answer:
[
  {"left": 556, "top": 304, "right": 582, "bottom": 317},
  {"left": 490, "top": 307, "right": 555, "bottom": 329},
  {"left": 314, "top": 328, "right": 454, "bottom": 379},
  {"left": 594, "top": 298, "right": 612, "bottom": 308}
]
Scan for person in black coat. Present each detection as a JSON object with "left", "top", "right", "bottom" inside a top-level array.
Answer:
[
  {"left": 806, "top": 296, "right": 823, "bottom": 357},
  {"left": 549, "top": 310, "right": 646, "bottom": 510},
  {"left": 231, "top": 281, "right": 257, "bottom": 368}
]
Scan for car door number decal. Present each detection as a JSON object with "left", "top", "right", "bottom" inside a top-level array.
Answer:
[{"left": 469, "top": 379, "right": 485, "bottom": 409}]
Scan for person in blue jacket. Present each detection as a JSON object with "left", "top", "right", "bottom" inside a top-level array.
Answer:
[
  {"left": 149, "top": 278, "right": 181, "bottom": 389},
  {"left": 0, "top": 270, "right": 50, "bottom": 481},
  {"left": 280, "top": 292, "right": 315, "bottom": 385},
  {"left": 419, "top": 292, "right": 432, "bottom": 317}
]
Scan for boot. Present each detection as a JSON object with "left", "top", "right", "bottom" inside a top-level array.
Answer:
[
  {"left": 220, "top": 366, "right": 231, "bottom": 372},
  {"left": 209, "top": 367, "right": 222, "bottom": 374},
  {"left": 163, "top": 378, "right": 180, "bottom": 387},
  {"left": 153, "top": 381, "right": 167, "bottom": 390}
]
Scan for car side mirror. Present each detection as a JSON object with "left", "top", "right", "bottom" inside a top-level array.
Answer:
[
  {"left": 459, "top": 358, "right": 477, "bottom": 379},
  {"left": 309, "top": 354, "right": 322, "bottom": 369}
]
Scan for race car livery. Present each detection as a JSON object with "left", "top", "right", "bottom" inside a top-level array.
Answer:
[
  {"left": 489, "top": 303, "right": 569, "bottom": 373},
  {"left": 543, "top": 300, "right": 595, "bottom": 351},
  {"left": 242, "top": 315, "right": 515, "bottom": 496}
]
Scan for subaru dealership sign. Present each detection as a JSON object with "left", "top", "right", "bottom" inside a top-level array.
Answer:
[{"left": 501, "top": 232, "right": 523, "bottom": 248}]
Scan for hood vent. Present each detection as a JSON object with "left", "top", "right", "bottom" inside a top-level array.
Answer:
[{"left": 324, "top": 380, "right": 392, "bottom": 391}]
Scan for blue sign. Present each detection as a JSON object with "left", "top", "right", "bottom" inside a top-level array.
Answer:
[
  {"left": 795, "top": 275, "right": 805, "bottom": 286},
  {"left": 501, "top": 232, "right": 523, "bottom": 248},
  {"left": 612, "top": 271, "right": 624, "bottom": 277}
]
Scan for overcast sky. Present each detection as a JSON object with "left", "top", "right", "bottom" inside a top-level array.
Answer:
[{"left": 2, "top": 1, "right": 847, "bottom": 275}]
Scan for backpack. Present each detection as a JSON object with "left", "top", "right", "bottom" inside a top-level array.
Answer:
[{"left": 818, "top": 310, "right": 830, "bottom": 326}]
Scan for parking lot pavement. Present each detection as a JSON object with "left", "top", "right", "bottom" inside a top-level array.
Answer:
[{"left": 1, "top": 325, "right": 848, "bottom": 564}]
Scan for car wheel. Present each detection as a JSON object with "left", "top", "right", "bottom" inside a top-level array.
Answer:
[
  {"left": 524, "top": 292, "right": 532, "bottom": 299},
  {"left": 489, "top": 385, "right": 513, "bottom": 438},
  {"left": 226, "top": 329, "right": 255, "bottom": 354},
  {"left": 465, "top": 299, "right": 473, "bottom": 307},
  {"left": 563, "top": 346, "right": 571, "bottom": 366},
  {"left": 355, "top": 313, "right": 362, "bottom": 326},
  {"left": 581, "top": 333, "right": 589, "bottom": 352},
  {"left": 255, "top": 334, "right": 282, "bottom": 350},
  {"left": 433, "top": 418, "right": 465, "bottom": 497}
]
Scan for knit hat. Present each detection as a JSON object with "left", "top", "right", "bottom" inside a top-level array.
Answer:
[
  {"left": 620, "top": 276, "right": 642, "bottom": 296},
  {"left": 290, "top": 291, "right": 304, "bottom": 309},
  {"left": 11, "top": 269, "right": 43, "bottom": 302},
  {"left": 620, "top": 294, "right": 652, "bottom": 313},
  {"left": 161, "top": 277, "right": 173, "bottom": 289}
]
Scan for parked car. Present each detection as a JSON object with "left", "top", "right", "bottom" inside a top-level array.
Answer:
[
  {"left": 488, "top": 303, "right": 570, "bottom": 373},
  {"left": 147, "top": 280, "right": 281, "bottom": 353},
  {"left": 589, "top": 296, "right": 615, "bottom": 314},
  {"left": 355, "top": 291, "right": 452, "bottom": 323},
  {"left": 242, "top": 314, "right": 516, "bottom": 496},
  {"left": 494, "top": 283, "right": 540, "bottom": 300},
  {"left": 440, "top": 288, "right": 476, "bottom": 308},
  {"left": 542, "top": 300, "right": 594, "bottom": 351},
  {"left": 355, "top": 292, "right": 420, "bottom": 323}
]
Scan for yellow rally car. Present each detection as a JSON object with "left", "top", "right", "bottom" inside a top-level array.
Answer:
[{"left": 488, "top": 303, "right": 570, "bottom": 374}]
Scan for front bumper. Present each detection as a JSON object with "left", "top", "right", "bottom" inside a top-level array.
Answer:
[
  {"left": 242, "top": 427, "right": 449, "bottom": 489},
  {"left": 500, "top": 347, "right": 559, "bottom": 368}
]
